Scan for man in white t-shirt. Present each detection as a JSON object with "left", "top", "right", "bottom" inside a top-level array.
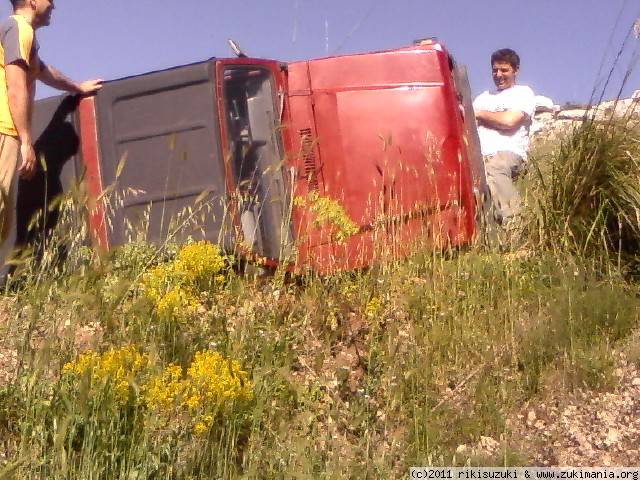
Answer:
[{"left": 473, "top": 48, "right": 535, "bottom": 224}]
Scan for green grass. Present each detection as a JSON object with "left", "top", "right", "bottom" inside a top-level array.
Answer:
[{"left": 1, "top": 240, "right": 639, "bottom": 477}]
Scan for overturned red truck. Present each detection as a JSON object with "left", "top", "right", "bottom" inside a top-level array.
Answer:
[{"left": 21, "top": 40, "right": 486, "bottom": 273}]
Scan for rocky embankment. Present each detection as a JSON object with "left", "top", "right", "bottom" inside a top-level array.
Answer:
[
  {"left": 531, "top": 90, "right": 640, "bottom": 141},
  {"left": 454, "top": 335, "right": 640, "bottom": 467}
]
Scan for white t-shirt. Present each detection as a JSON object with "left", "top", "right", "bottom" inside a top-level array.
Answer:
[{"left": 473, "top": 85, "right": 536, "bottom": 159}]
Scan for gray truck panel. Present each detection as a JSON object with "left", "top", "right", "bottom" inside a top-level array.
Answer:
[{"left": 94, "top": 60, "right": 233, "bottom": 248}]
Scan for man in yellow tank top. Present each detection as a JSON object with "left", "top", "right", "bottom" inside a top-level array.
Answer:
[{"left": 0, "top": 0, "right": 101, "bottom": 249}]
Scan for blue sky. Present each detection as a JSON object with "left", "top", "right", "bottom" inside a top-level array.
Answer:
[{"left": 12, "top": 0, "right": 639, "bottom": 104}]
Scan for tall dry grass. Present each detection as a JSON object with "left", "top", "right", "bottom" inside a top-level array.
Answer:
[{"left": 521, "top": 112, "right": 640, "bottom": 272}]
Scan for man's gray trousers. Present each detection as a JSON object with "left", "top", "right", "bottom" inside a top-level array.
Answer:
[{"left": 484, "top": 150, "right": 524, "bottom": 224}]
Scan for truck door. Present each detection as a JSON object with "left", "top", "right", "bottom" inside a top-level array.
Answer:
[
  {"left": 79, "top": 61, "right": 232, "bottom": 250},
  {"left": 215, "top": 59, "right": 293, "bottom": 262}
]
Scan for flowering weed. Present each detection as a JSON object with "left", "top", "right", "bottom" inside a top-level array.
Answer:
[
  {"left": 62, "top": 345, "right": 148, "bottom": 406},
  {"left": 142, "top": 241, "right": 229, "bottom": 322},
  {"left": 295, "top": 192, "right": 359, "bottom": 244},
  {"left": 145, "top": 350, "right": 253, "bottom": 435}
]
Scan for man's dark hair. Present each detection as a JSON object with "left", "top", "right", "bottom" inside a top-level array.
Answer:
[
  {"left": 491, "top": 49, "right": 520, "bottom": 70},
  {"left": 9, "top": 0, "right": 25, "bottom": 8}
]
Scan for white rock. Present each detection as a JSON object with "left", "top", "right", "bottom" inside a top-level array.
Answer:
[
  {"left": 527, "top": 410, "right": 537, "bottom": 425},
  {"left": 578, "top": 443, "right": 595, "bottom": 457},
  {"left": 479, "top": 436, "right": 500, "bottom": 453},
  {"left": 535, "top": 95, "right": 555, "bottom": 113},
  {"left": 557, "top": 109, "right": 589, "bottom": 120},
  {"left": 605, "top": 428, "right": 620, "bottom": 446},
  {"left": 535, "top": 112, "right": 555, "bottom": 121},
  {"left": 533, "top": 92, "right": 640, "bottom": 141},
  {"left": 530, "top": 121, "right": 545, "bottom": 136},
  {"left": 571, "top": 431, "right": 588, "bottom": 447},
  {"left": 632, "top": 377, "right": 640, "bottom": 387}
]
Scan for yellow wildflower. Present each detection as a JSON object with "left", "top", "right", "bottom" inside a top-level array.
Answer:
[
  {"left": 143, "top": 350, "right": 253, "bottom": 436},
  {"left": 142, "top": 263, "right": 177, "bottom": 300},
  {"left": 296, "top": 192, "right": 359, "bottom": 244},
  {"left": 175, "top": 241, "right": 227, "bottom": 285},
  {"left": 365, "top": 297, "right": 383, "bottom": 318},
  {"left": 185, "top": 351, "right": 253, "bottom": 409},
  {"left": 341, "top": 283, "right": 359, "bottom": 300},
  {"left": 62, "top": 350, "right": 99, "bottom": 376},
  {"left": 63, "top": 346, "right": 148, "bottom": 406},
  {"left": 193, "top": 422, "right": 208, "bottom": 435},
  {"left": 155, "top": 286, "right": 200, "bottom": 321},
  {"left": 141, "top": 241, "right": 229, "bottom": 321},
  {"left": 144, "top": 364, "right": 184, "bottom": 411}
]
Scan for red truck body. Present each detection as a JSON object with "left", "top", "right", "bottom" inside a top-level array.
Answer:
[
  {"left": 21, "top": 41, "right": 485, "bottom": 273},
  {"left": 288, "top": 43, "right": 479, "bottom": 271}
]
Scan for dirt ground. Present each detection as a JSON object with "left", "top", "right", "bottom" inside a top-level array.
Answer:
[
  {"left": 459, "top": 335, "right": 640, "bottom": 467},
  {"left": 513, "top": 350, "right": 640, "bottom": 466},
  {"left": 1, "top": 296, "right": 639, "bottom": 467}
]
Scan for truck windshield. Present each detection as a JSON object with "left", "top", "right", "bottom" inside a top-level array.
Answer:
[{"left": 222, "top": 66, "right": 292, "bottom": 261}]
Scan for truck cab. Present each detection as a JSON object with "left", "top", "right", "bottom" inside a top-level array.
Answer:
[{"left": 19, "top": 40, "right": 485, "bottom": 273}]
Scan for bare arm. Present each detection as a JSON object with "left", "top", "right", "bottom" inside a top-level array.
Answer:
[
  {"left": 475, "top": 110, "right": 527, "bottom": 131},
  {"left": 6, "top": 62, "right": 36, "bottom": 179},
  {"left": 37, "top": 62, "right": 102, "bottom": 94}
]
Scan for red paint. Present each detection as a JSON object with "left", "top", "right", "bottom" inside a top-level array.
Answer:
[
  {"left": 288, "top": 42, "right": 477, "bottom": 273},
  {"left": 78, "top": 97, "right": 109, "bottom": 250}
]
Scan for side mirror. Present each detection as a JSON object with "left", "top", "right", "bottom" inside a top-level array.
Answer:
[
  {"left": 413, "top": 37, "right": 438, "bottom": 46},
  {"left": 228, "top": 39, "right": 248, "bottom": 58}
]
